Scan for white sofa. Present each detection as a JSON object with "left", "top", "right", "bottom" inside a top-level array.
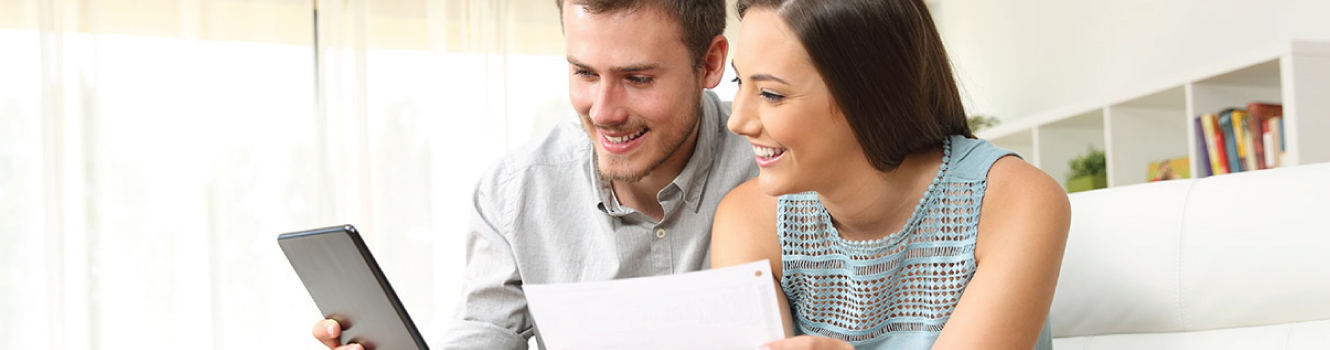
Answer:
[{"left": 1050, "top": 162, "right": 1330, "bottom": 349}]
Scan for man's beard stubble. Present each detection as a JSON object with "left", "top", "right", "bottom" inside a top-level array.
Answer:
[{"left": 590, "top": 94, "right": 703, "bottom": 184}]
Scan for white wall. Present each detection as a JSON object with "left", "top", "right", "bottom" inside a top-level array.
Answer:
[{"left": 930, "top": 0, "right": 1330, "bottom": 122}]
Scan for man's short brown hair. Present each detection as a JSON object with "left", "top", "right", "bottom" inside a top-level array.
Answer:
[{"left": 557, "top": 0, "right": 726, "bottom": 67}]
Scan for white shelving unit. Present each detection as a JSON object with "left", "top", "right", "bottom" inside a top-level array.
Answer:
[{"left": 979, "top": 41, "right": 1330, "bottom": 190}]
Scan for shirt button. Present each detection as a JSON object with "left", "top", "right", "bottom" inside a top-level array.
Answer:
[{"left": 654, "top": 228, "right": 667, "bottom": 239}]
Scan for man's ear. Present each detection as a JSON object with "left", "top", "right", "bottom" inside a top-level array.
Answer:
[{"left": 699, "top": 35, "right": 729, "bottom": 89}]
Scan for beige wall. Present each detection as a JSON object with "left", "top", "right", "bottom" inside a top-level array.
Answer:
[
  {"left": 0, "top": 0, "right": 569, "bottom": 55},
  {"left": 930, "top": 0, "right": 1330, "bottom": 122}
]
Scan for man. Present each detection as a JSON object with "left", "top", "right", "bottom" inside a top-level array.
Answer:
[{"left": 313, "top": 0, "right": 756, "bottom": 349}]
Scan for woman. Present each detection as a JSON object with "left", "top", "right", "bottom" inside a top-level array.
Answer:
[{"left": 710, "top": 0, "right": 1070, "bottom": 349}]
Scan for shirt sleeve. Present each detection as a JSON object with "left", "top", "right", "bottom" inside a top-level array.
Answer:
[{"left": 437, "top": 173, "right": 534, "bottom": 350}]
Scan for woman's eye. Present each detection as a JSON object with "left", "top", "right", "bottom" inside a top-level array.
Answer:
[
  {"left": 730, "top": 77, "right": 741, "bottom": 85},
  {"left": 760, "top": 90, "right": 785, "bottom": 102}
]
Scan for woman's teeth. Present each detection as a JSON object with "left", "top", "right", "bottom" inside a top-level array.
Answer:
[{"left": 754, "top": 145, "right": 786, "bottom": 159}]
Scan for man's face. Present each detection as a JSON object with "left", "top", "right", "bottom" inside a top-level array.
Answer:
[{"left": 563, "top": 4, "right": 703, "bottom": 183}]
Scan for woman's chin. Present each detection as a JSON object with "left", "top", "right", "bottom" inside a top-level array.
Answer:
[{"left": 757, "top": 174, "right": 798, "bottom": 197}]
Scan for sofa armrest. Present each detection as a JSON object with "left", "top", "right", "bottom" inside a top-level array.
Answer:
[{"left": 1051, "top": 163, "right": 1330, "bottom": 338}]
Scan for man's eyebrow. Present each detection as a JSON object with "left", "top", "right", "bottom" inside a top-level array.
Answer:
[
  {"left": 612, "top": 63, "right": 658, "bottom": 73},
  {"left": 567, "top": 56, "right": 658, "bottom": 73},
  {"left": 568, "top": 56, "right": 590, "bottom": 69},
  {"left": 730, "top": 61, "right": 789, "bottom": 85}
]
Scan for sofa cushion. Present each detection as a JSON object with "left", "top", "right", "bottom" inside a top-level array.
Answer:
[
  {"left": 1051, "top": 179, "right": 1192, "bottom": 336},
  {"left": 1052, "top": 319, "right": 1330, "bottom": 350},
  {"left": 1179, "top": 163, "right": 1330, "bottom": 330}
]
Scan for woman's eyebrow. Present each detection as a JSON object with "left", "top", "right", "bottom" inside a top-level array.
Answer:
[{"left": 731, "top": 61, "right": 789, "bottom": 85}]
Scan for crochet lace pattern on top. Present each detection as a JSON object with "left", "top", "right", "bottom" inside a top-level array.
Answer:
[{"left": 777, "top": 150, "right": 986, "bottom": 344}]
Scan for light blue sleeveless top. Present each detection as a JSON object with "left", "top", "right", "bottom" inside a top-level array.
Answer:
[{"left": 776, "top": 135, "right": 1053, "bottom": 350}]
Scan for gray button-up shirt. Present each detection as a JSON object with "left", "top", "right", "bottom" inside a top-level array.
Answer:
[{"left": 439, "top": 91, "right": 757, "bottom": 350}]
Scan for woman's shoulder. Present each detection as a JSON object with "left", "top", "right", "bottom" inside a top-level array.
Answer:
[
  {"left": 711, "top": 178, "right": 783, "bottom": 269},
  {"left": 716, "top": 178, "right": 779, "bottom": 227},
  {"left": 984, "top": 156, "right": 1066, "bottom": 207},
  {"left": 975, "top": 155, "right": 1071, "bottom": 260}
]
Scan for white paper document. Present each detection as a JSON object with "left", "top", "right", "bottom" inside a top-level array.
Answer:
[{"left": 525, "top": 260, "right": 787, "bottom": 350}]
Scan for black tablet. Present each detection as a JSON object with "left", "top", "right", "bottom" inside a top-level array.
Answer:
[{"left": 278, "top": 225, "right": 429, "bottom": 350}]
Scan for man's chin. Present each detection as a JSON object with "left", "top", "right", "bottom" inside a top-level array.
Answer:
[
  {"left": 597, "top": 165, "right": 650, "bottom": 183},
  {"left": 595, "top": 156, "right": 653, "bottom": 182},
  {"left": 593, "top": 138, "right": 677, "bottom": 184}
]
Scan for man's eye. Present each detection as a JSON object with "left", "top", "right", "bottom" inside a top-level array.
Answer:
[
  {"left": 574, "top": 69, "right": 595, "bottom": 77},
  {"left": 628, "top": 76, "right": 653, "bottom": 84}
]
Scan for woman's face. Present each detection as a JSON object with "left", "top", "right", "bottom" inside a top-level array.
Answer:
[{"left": 728, "top": 8, "right": 869, "bottom": 196}]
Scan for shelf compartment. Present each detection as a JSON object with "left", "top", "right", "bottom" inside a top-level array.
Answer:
[
  {"left": 1106, "top": 86, "right": 1189, "bottom": 187},
  {"left": 1037, "top": 109, "right": 1106, "bottom": 190}
]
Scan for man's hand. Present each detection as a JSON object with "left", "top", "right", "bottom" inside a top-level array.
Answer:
[
  {"left": 758, "top": 335, "right": 855, "bottom": 350},
  {"left": 311, "top": 319, "right": 363, "bottom": 350}
]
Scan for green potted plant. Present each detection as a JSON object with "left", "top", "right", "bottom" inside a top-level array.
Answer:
[
  {"left": 1066, "top": 146, "right": 1107, "bottom": 193},
  {"left": 968, "top": 114, "right": 1001, "bottom": 133}
]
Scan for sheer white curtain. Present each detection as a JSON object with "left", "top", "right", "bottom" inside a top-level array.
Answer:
[{"left": 0, "top": 0, "right": 569, "bottom": 349}]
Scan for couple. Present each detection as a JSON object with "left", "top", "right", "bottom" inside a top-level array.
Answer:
[{"left": 314, "top": 0, "right": 1069, "bottom": 349}]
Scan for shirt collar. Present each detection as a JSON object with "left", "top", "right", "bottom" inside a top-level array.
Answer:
[{"left": 590, "top": 90, "right": 724, "bottom": 216}]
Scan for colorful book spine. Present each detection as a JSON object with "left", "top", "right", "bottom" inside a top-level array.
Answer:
[
  {"left": 1245, "top": 109, "right": 1265, "bottom": 170},
  {"left": 1247, "top": 102, "right": 1283, "bottom": 170},
  {"left": 1194, "top": 116, "right": 1212, "bottom": 177},
  {"left": 1218, "top": 110, "right": 1241, "bottom": 173},
  {"left": 1279, "top": 116, "right": 1286, "bottom": 151},
  {"left": 1263, "top": 121, "right": 1278, "bottom": 169},
  {"left": 1230, "top": 109, "right": 1249, "bottom": 171},
  {"left": 1266, "top": 116, "right": 1284, "bottom": 168},
  {"left": 1234, "top": 109, "right": 1259, "bottom": 172},
  {"left": 1201, "top": 113, "right": 1228, "bottom": 175}
]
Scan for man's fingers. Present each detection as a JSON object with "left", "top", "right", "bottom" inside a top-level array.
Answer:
[{"left": 312, "top": 319, "right": 342, "bottom": 349}]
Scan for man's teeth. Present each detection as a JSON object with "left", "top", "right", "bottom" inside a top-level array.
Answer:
[
  {"left": 606, "top": 129, "right": 647, "bottom": 144},
  {"left": 753, "top": 145, "right": 786, "bottom": 159}
]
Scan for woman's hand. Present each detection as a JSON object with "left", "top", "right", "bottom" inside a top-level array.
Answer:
[{"left": 759, "top": 335, "right": 855, "bottom": 350}]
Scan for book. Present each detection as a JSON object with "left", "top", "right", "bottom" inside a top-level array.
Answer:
[
  {"left": 1271, "top": 116, "right": 1282, "bottom": 152},
  {"left": 1218, "top": 109, "right": 1242, "bottom": 173},
  {"left": 1232, "top": 109, "right": 1259, "bottom": 172},
  {"left": 1247, "top": 102, "right": 1283, "bottom": 170},
  {"left": 1230, "top": 109, "right": 1250, "bottom": 171},
  {"left": 1243, "top": 109, "right": 1263, "bottom": 170},
  {"left": 1147, "top": 156, "right": 1190, "bottom": 182},
  {"left": 1193, "top": 116, "right": 1212, "bottom": 177},
  {"left": 1266, "top": 116, "right": 1284, "bottom": 168},
  {"left": 1201, "top": 113, "right": 1228, "bottom": 175},
  {"left": 1263, "top": 125, "right": 1277, "bottom": 169}
]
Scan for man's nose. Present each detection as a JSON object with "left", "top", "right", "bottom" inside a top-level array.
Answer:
[{"left": 589, "top": 81, "right": 629, "bottom": 126}]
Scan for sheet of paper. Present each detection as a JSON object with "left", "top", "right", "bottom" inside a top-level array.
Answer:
[{"left": 525, "top": 260, "right": 786, "bottom": 350}]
